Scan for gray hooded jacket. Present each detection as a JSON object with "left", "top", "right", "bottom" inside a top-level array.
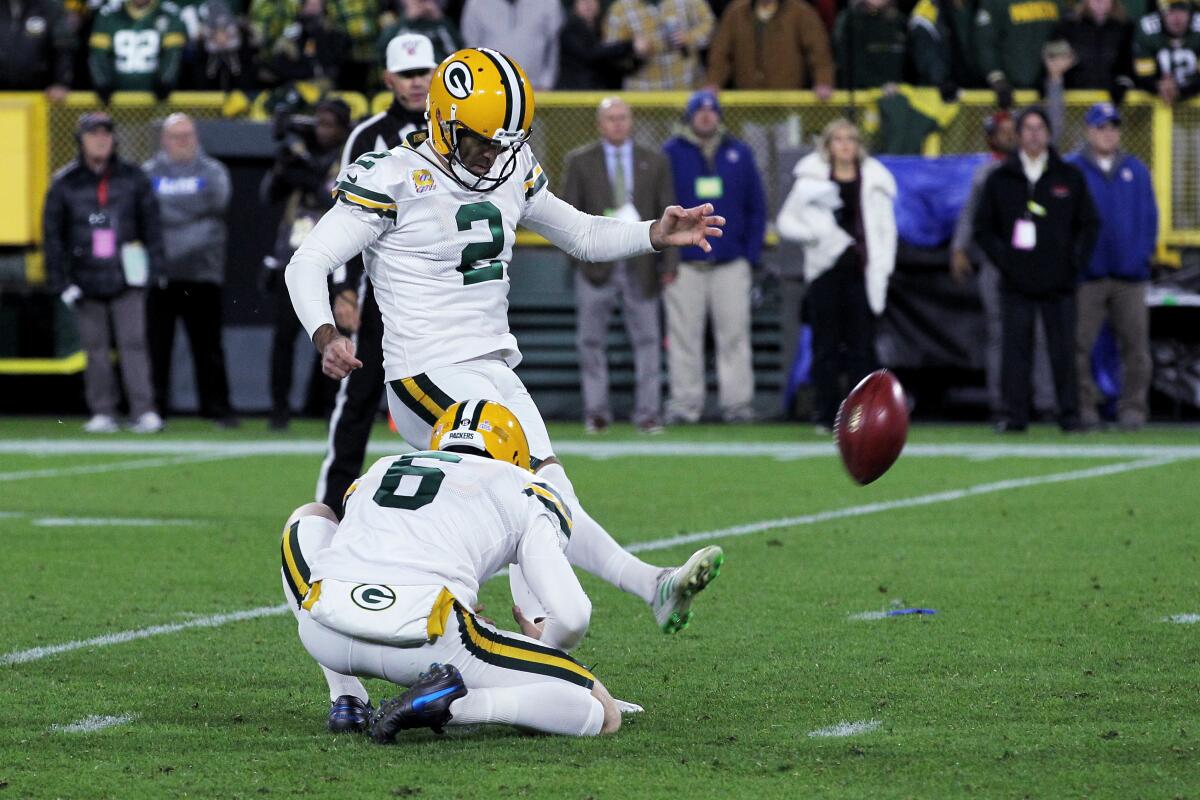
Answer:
[{"left": 143, "top": 150, "right": 231, "bottom": 284}]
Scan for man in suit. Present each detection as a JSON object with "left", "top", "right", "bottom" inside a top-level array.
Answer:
[{"left": 561, "top": 97, "right": 677, "bottom": 434}]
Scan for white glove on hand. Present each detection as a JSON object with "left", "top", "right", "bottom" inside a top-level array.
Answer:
[{"left": 60, "top": 285, "right": 83, "bottom": 307}]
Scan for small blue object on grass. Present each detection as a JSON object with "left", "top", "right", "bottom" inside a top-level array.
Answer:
[{"left": 886, "top": 608, "right": 937, "bottom": 616}]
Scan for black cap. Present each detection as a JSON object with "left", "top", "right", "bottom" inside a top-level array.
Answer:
[{"left": 77, "top": 112, "right": 115, "bottom": 136}]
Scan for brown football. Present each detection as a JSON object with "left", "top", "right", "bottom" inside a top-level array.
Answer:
[{"left": 834, "top": 369, "right": 909, "bottom": 485}]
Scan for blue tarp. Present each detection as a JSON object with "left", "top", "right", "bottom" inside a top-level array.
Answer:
[{"left": 877, "top": 154, "right": 990, "bottom": 249}]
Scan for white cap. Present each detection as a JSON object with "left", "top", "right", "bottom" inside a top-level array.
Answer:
[{"left": 386, "top": 33, "right": 437, "bottom": 73}]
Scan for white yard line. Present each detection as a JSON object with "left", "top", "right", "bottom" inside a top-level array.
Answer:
[
  {"left": 3, "top": 454, "right": 1182, "bottom": 668},
  {"left": 847, "top": 611, "right": 892, "bottom": 621},
  {"left": 0, "top": 604, "right": 288, "bottom": 666},
  {"left": 50, "top": 714, "right": 137, "bottom": 733},
  {"left": 1161, "top": 614, "right": 1200, "bottom": 624},
  {"left": 4, "top": 438, "right": 1200, "bottom": 461},
  {"left": 622, "top": 456, "right": 1178, "bottom": 555},
  {"left": 30, "top": 517, "right": 200, "bottom": 527},
  {"left": 0, "top": 452, "right": 242, "bottom": 482},
  {"left": 808, "top": 720, "right": 882, "bottom": 738}
]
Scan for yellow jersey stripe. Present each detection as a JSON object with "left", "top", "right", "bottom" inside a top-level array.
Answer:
[
  {"left": 301, "top": 580, "right": 322, "bottom": 611},
  {"left": 527, "top": 483, "right": 573, "bottom": 530}
]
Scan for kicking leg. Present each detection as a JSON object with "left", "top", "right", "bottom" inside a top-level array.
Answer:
[
  {"left": 280, "top": 504, "right": 370, "bottom": 731},
  {"left": 535, "top": 459, "right": 723, "bottom": 633}
]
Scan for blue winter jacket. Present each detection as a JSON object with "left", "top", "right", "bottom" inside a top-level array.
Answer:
[
  {"left": 663, "top": 133, "right": 767, "bottom": 265},
  {"left": 1066, "top": 149, "right": 1157, "bottom": 282}
]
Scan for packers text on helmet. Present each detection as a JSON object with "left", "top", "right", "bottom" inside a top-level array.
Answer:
[{"left": 431, "top": 399, "right": 532, "bottom": 471}]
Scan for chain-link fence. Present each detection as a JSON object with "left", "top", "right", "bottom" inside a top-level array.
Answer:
[{"left": 34, "top": 88, "right": 1200, "bottom": 251}]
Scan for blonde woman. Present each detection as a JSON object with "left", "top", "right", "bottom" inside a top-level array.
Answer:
[{"left": 777, "top": 119, "right": 897, "bottom": 430}]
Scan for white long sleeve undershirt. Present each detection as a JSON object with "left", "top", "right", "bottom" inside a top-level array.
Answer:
[
  {"left": 516, "top": 516, "right": 592, "bottom": 652},
  {"left": 283, "top": 190, "right": 657, "bottom": 344}
]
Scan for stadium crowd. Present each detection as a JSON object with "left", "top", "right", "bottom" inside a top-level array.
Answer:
[
  {"left": 24, "top": 0, "right": 1180, "bottom": 438},
  {"left": 2, "top": 0, "right": 1198, "bottom": 104}
]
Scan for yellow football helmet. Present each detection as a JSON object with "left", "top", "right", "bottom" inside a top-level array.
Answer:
[
  {"left": 431, "top": 399, "right": 531, "bottom": 471},
  {"left": 426, "top": 48, "right": 535, "bottom": 191}
]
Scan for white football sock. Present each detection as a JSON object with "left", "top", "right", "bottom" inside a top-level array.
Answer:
[
  {"left": 536, "top": 462, "right": 663, "bottom": 604},
  {"left": 282, "top": 572, "right": 369, "bottom": 704},
  {"left": 448, "top": 684, "right": 605, "bottom": 736}
]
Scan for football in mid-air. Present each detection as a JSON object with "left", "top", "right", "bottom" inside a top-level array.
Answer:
[{"left": 834, "top": 369, "right": 909, "bottom": 485}]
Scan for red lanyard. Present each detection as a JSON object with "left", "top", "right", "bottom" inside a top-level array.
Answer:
[{"left": 97, "top": 171, "right": 110, "bottom": 209}]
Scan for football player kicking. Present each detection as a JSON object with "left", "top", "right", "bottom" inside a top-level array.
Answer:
[
  {"left": 281, "top": 401, "right": 623, "bottom": 740},
  {"left": 287, "top": 52, "right": 723, "bottom": 650}
]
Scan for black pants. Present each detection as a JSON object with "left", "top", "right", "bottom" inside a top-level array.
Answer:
[
  {"left": 808, "top": 250, "right": 877, "bottom": 427},
  {"left": 317, "top": 282, "right": 386, "bottom": 517},
  {"left": 1000, "top": 288, "right": 1078, "bottom": 429},
  {"left": 147, "top": 281, "right": 234, "bottom": 418},
  {"left": 270, "top": 283, "right": 338, "bottom": 420}
]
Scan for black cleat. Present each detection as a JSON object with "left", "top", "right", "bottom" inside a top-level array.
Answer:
[
  {"left": 327, "top": 694, "right": 371, "bottom": 734},
  {"left": 369, "top": 663, "right": 467, "bottom": 743}
]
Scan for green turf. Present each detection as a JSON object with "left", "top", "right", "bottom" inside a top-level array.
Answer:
[{"left": 0, "top": 419, "right": 1197, "bottom": 798}]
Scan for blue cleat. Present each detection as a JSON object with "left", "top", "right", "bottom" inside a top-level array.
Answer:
[
  {"left": 327, "top": 694, "right": 371, "bottom": 733},
  {"left": 369, "top": 663, "right": 468, "bottom": 743}
]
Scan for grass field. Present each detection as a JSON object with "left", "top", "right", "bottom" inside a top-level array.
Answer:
[{"left": 1, "top": 418, "right": 1198, "bottom": 799}]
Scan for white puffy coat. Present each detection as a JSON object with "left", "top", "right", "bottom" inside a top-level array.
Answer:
[{"left": 776, "top": 152, "right": 898, "bottom": 315}]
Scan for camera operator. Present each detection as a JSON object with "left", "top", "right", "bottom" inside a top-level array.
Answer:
[{"left": 260, "top": 98, "right": 352, "bottom": 430}]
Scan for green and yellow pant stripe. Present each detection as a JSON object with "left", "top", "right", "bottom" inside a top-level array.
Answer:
[
  {"left": 281, "top": 521, "right": 311, "bottom": 607},
  {"left": 388, "top": 373, "right": 455, "bottom": 426},
  {"left": 455, "top": 602, "right": 595, "bottom": 689}
]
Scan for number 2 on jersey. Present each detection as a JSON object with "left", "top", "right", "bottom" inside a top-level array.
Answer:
[
  {"left": 456, "top": 201, "right": 504, "bottom": 285},
  {"left": 373, "top": 451, "right": 460, "bottom": 510}
]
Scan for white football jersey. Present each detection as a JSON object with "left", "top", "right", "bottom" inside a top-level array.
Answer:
[
  {"left": 333, "top": 138, "right": 551, "bottom": 380},
  {"left": 309, "top": 450, "right": 573, "bottom": 609},
  {"left": 285, "top": 135, "right": 655, "bottom": 379}
]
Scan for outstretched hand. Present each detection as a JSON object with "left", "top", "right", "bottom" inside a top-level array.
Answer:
[{"left": 649, "top": 204, "right": 725, "bottom": 253}]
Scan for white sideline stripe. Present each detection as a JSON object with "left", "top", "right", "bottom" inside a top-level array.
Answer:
[
  {"left": 0, "top": 604, "right": 288, "bottom": 666},
  {"left": 0, "top": 456, "right": 1181, "bottom": 667},
  {"left": 5, "top": 438, "right": 1200, "bottom": 461},
  {"left": 621, "top": 457, "right": 1178, "bottom": 555},
  {"left": 0, "top": 452, "right": 241, "bottom": 482},
  {"left": 50, "top": 714, "right": 137, "bottom": 733},
  {"left": 1162, "top": 614, "right": 1200, "bottom": 624},
  {"left": 31, "top": 517, "right": 200, "bottom": 527},
  {"left": 847, "top": 611, "right": 891, "bottom": 621},
  {"left": 808, "top": 720, "right": 881, "bottom": 738}
]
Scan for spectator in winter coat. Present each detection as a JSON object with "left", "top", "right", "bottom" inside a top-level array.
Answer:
[
  {"left": 0, "top": 0, "right": 74, "bottom": 99},
  {"left": 377, "top": 0, "right": 463, "bottom": 65},
  {"left": 557, "top": 0, "right": 644, "bottom": 89},
  {"left": 973, "top": 106, "right": 1100, "bottom": 433},
  {"left": 143, "top": 113, "right": 237, "bottom": 426},
  {"left": 834, "top": 0, "right": 907, "bottom": 89},
  {"left": 1066, "top": 103, "right": 1157, "bottom": 429},
  {"left": 605, "top": 0, "right": 713, "bottom": 90},
  {"left": 706, "top": 0, "right": 835, "bottom": 95},
  {"left": 1047, "top": 0, "right": 1135, "bottom": 101},
  {"left": 43, "top": 113, "right": 165, "bottom": 434},
  {"left": 952, "top": 111, "right": 1058, "bottom": 422},
  {"left": 975, "top": 0, "right": 1065, "bottom": 104},
  {"left": 662, "top": 90, "right": 766, "bottom": 424},
  {"left": 776, "top": 118, "right": 897, "bottom": 431},
  {"left": 909, "top": 0, "right": 981, "bottom": 94}
]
